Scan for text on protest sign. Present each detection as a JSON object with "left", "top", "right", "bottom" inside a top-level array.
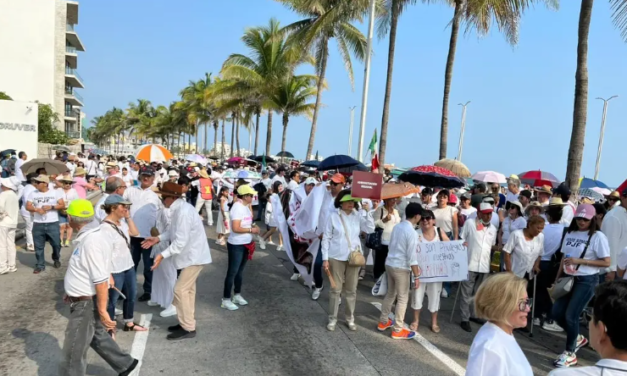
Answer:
[
  {"left": 351, "top": 171, "right": 383, "bottom": 200},
  {"left": 415, "top": 240, "right": 468, "bottom": 282}
]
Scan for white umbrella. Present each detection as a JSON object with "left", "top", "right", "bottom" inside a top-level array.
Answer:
[
  {"left": 590, "top": 187, "right": 611, "bottom": 196},
  {"left": 136, "top": 144, "right": 173, "bottom": 162},
  {"left": 471, "top": 171, "right": 507, "bottom": 184},
  {"left": 185, "top": 154, "right": 207, "bottom": 165}
]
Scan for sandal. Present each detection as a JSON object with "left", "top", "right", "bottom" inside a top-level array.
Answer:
[
  {"left": 409, "top": 322, "right": 418, "bottom": 331},
  {"left": 123, "top": 323, "right": 148, "bottom": 332},
  {"left": 431, "top": 324, "right": 440, "bottom": 333}
]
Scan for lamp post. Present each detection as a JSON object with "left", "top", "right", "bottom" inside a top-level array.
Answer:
[
  {"left": 594, "top": 95, "right": 618, "bottom": 180},
  {"left": 356, "top": 0, "right": 376, "bottom": 162},
  {"left": 456, "top": 101, "right": 471, "bottom": 162},
  {"left": 348, "top": 106, "right": 356, "bottom": 156}
]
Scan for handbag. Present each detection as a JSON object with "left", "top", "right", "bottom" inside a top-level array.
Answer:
[
  {"left": 365, "top": 209, "right": 385, "bottom": 249},
  {"left": 338, "top": 210, "right": 365, "bottom": 267},
  {"left": 549, "top": 233, "right": 592, "bottom": 301},
  {"left": 372, "top": 272, "right": 387, "bottom": 296}
]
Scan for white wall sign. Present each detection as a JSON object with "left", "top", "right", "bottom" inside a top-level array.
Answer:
[
  {"left": 0, "top": 100, "right": 38, "bottom": 160},
  {"left": 416, "top": 240, "right": 468, "bottom": 282}
]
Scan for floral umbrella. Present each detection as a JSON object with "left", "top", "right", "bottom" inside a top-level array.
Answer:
[{"left": 398, "top": 165, "right": 465, "bottom": 188}]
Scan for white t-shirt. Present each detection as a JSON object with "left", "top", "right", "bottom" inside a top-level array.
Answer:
[
  {"left": 459, "top": 206, "right": 477, "bottom": 218},
  {"left": 121, "top": 173, "right": 133, "bottom": 187},
  {"left": 58, "top": 188, "right": 80, "bottom": 208},
  {"left": 100, "top": 220, "right": 135, "bottom": 273},
  {"left": 20, "top": 184, "right": 37, "bottom": 217},
  {"left": 27, "top": 189, "right": 62, "bottom": 223},
  {"left": 433, "top": 206, "right": 458, "bottom": 235},
  {"left": 228, "top": 201, "right": 253, "bottom": 245},
  {"left": 542, "top": 223, "right": 566, "bottom": 261},
  {"left": 66, "top": 162, "right": 76, "bottom": 176},
  {"left": 15, "top": 158, "right": 26, "bottom": 182},
  {"left": 548, "top": 359, "right": 627, "bottom": 376},
  {"left": 64, "top": 228, "right": 111, "bottom": 297},
  {"left": 503, "top": 229, "right": 544, "bottom": 278},
  {"left": 561, "top": 231, "right": 610, "bottom": 276},
  {"left": 466, "top": 322, "right": 533, "bottom": 376},
  {"left": 505, "top": 191, "right": 519, "bottom": 204}
]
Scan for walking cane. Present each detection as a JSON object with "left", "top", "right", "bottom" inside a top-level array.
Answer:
[
  {"left": 529, "top": 273, "right": 537, "bottom": 338},
  {"left": 450, "top": 283, "right": 461, "bottom": 323}
]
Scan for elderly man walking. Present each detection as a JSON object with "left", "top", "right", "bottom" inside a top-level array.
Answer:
[
  {"left": 601, "top": 187, "right": 627, "bottom": 282},
  {"left": 0, "top": 178, "right": 20, "bottom": 274}
]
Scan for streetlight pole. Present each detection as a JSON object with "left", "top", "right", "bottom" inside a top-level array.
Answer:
[
  {"left": 457, "top": 101, "right": 471, "bottom": 162},
  {"left": 356, "top": 0, "right": 376, "bottom": 162},
  {"left": 348, "top": 106, "right": 356, "bottom": 156},
  {"left": 594, "top": 95, "right": 618, "bottom": 180}
]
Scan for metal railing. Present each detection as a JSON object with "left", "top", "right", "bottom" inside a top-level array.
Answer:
[
  {"left": 65, "top": 67, "right": 84, "bottom": 83},
  {"left": 66, "top": 24, "right": 75, "bottom": 32},
  {"left": 66, "top": 45, "right": 76, "bottom": 54},
  {"left": 66, "top": 130, "right": 81, "bottom": 139},
  {"left": 65, "top": 108, "right": 79, "bottom": 117},
  {"left": 65, "top": 88, "right": 83, "bottom": 103}
]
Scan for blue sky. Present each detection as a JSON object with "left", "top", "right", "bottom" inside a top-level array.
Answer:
[{"left": 78, "top": 0, "right": 626, "bottom": 186}]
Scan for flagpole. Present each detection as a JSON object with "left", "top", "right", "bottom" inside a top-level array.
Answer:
[{"left": 356, "top": 0, "right": 376, "bottom": 163}]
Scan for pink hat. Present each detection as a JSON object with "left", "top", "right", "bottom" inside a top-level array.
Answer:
[
  {"left": 575, "top": 204, "right": 596, "bottom": 220},
  {"left": 449, "top": 194, "right": 458, "bottom": 204}
]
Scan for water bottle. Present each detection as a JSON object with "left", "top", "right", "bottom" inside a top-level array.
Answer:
[{"left": 565, "top": 253, "right": 576, "bottom": 274}]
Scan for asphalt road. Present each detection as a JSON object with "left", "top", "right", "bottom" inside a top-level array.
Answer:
[{"left": 0, "top": 211, "right": 601, "bottom": 376}]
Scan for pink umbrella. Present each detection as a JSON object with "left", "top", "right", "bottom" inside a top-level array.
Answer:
[
  {"left": 471, "top": 171, "right": 506, "bottom": 184},
  {"left": 227, "top": 157, "right": 245, "bottom": 165}
]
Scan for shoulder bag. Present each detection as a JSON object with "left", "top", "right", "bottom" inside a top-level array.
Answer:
[
  {"left": 339, "top": 210, "right": 365, "bottom": 267},
  {"left": 365, "top": 208, "right": 384, "bottom": 250},
  {"left": 549, "top": 233, "right": 593, "bottom": 301},
  {"left": 104, "top": 220, "right": 131, "bottom": 250}
]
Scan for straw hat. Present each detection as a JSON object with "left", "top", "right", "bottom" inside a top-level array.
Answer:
[
  {"left": 547, "top": 197, "right": 566, "bottom": 206},
  {"left": 74, "top": 167, "right": 86, "bottom": 176},
  {"left": 199, "top": 170, "right": 210, "bottom": 179},
  {"left": 534, "top": 185, "right": 552, "bottom": 195}
]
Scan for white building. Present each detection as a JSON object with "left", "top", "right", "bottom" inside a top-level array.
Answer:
[{"left": 0, "top": 0, "right": 85, "bottom": 138}]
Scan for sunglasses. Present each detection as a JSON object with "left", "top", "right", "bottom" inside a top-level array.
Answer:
[
  {"left": 518, "top": 298, "right": 532, "bottom": 312},
  {"left": 576, "top": 217, "right": 591, "bottom": 222},
  {"left": 421, "top": 216, "right": 434, "bottom": 221}
]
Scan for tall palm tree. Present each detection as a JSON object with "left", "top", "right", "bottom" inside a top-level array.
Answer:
[
  {"left": 277, "top": 0, "right": 370, "bottom": 159},
  {"left": 565, "top": 0, "right": 627, "bottom": 190},
  {"left": 126, "top": 99, "right": 155, "bottom": 145},
  {"left": 180, "top": 73, "right": 214, "bottom": 154}
]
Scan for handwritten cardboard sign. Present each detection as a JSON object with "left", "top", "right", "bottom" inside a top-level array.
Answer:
[
  {"left": 351, "top": 171, "right": 383, "bottom": 200},
  {"left": 415, "top": 240, "right": 468, "bottom": 282}
]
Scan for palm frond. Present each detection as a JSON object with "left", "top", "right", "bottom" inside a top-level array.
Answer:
[{"left": 611, "top": 0, "right": 627, "bottom": 42}]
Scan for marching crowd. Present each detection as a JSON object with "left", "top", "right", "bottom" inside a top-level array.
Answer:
[{"left": 1, "top": 150, "right": 627, "bottom": 376}]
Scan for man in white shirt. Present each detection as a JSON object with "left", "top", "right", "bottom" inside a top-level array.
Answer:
[
  {"left": 15, "top": 152, "right": 27, "bottom": 184},
  {"left": 20, "top": 173, "right": 37, "bottom": 251},
  {"left": 58, "top": 199, "right": 139, "bottom": 376},
  {"left": 66, "top": 157, "right": 76, "bottom": 177},
  {"left": 459, "top": 202, "right": 498, "bottom": 333},
  {"left": 505, "top": 175, "right": 521, "bottom": 205},
  {"left": 601, "top": 188, "right": 627, "bottom": 281},
  {"left": 272, "top": 166, "right": 288, "bottom": 187},
  {"left": 377, "top": 203, "right": 422, "bottom": 339},
  {"left": 124, "top": 166, "right": 161, "bottom": 302},
  {"left": 287, "top": 170, "right": 301, "bottom": 191},
  {"left": 0, "top": 178, "right": 20, "bottom": 274},
  {"left": 142, "top": 182, "right": 212, "bottom": 341},
  {"left": 85, "top": 155, "right": 98, "bottom": 180},
  {"left": 553, "top": 183, "right": 575, "bottom": 226}
]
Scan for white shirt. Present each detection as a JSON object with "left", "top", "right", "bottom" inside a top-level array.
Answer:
[
  {"left": 505, "top": 191, "right": 519, "bottom": 205},
  {"left": 159, "top": 199, "right": 212, "bottom": 269},
  {"left": 467, "top": 322, "right": 533, "bottom": 376},
  {"left": 561, "top": 201, "right": 576, "bottom": 226},
  {"left": 374, "top": 206, "right": 401, "bottom": 246},
  {"left": 503, "top": 229, "right": 544, "bottom": 278},
  {"left": 467, "top": 211, "right": 500, "bottom": 229},
  {"left": 321, "top": 209, "right": 375, "bottom": 261},
  {"left": 601, "top": 206, "right": 627, "bottom": 272},
  {"left": 20, "top": 184, "right": 36, "bottom": 218},
  {"left": 100, "top": 220, "right": 135, "bottom": 273},
  {"left": 501, "top": 216, "right": 527, "bottom": 245},
  {"left": 461, "top": 218, "right": 498, "bottom": 273},
  {"left": 58, "top": 188, "right": 80, "bottom": 208},
  {"left": 385, "top": 220, "right": 419, "bottom": 270},
  {"left": 27, "top": 189, "right": 62, "bottom": 223},
  {"left": 85, "top": 159, "right": 97, "bottom": 176},
  {"left": 287, "top": 180, "right": 299, "bottom": 191},
  {"left": 64, "top": 227, "right": 112, "bottom": 297},
  {"left": 124, "top": 186, "right": 161, "bottom": 238},
  {"left": 561, "top": 231, "right": 610, "bottom": 276},
  {"left": 459, "top": 206, "right": 477, "bottom": 220},
  {"left": 542, "top": 223, "right": 566, "bottom": 261},
  {"left": 0, "top": 189, "right": 19, "bottom": 228},
  {"left": 272, "top": 175, "right": 287, "bottom": 187},
  {"left": 617, "top": 247, "right": 627, "bottom": 279},
  {"left": 66, "top": 162, "right": 76, "bottom": 176},
  {"left": 228, "top": 201, "right": 254, "bottom": 245},
  {"left": 129, "top": 169, "right": 139, "bottom": 182},
  {"left": 121, "top": 173, "right": 133, "bottom": 187},
  {"left": 261, "top": 178, "right": 272, "bottom": 190},
  {"left": 549, "top": 359, "right": 627, "bottom": 376},
  {"left": 433, "top": 206, "right": 458, "bottom": 235},
  {"left": 15, "top": 158, "right": 25, "bottom": 182}
]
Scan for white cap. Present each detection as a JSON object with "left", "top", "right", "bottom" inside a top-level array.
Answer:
[
  {"left": 304, "top": 177, "right": 317, "bottom": 185},
  {"left": 0, "top": 178, "right": 17, "bottom": 191},
  {"left": 479, "top": 202, "right": 493, "bottom": 213},
  {"left": 168, "top": 170, "right": 179, "bottom": 177}
]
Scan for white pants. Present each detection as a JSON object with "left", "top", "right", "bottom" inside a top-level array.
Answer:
[
  {"left": 195, "top": 197, "right": 213, "bottom": 225},
  {"left": 0, "top": 226, "right": 17, "bottom": 270},
  {"left": 411, "top": 281, "right": 443, "bottom": 313},
  {"left": 21, "top": 213, "right": 33, "bottom": 247}
]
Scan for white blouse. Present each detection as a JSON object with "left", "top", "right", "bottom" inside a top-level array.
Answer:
[{"left": 321, "top": 209, "right": 375, "bottom": 261}]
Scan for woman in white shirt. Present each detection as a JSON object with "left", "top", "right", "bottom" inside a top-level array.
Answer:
[
  {"left": 466, "top": 273, "right": 534, "bottom": 376},
  {"left": 433, "top": 189, "right": 459, "bottom": 240},
  {"left": 58, "top": 176, "right": 80, "bottom": 247},
  {"left": 258, "top": 181, "right": 284, "bottom": 251},
  {"left": 552, "top": 204, "right": 611, "bottom": 368},
  {"left": 322, "top": 189, "right": 375, "bottom": 331},
  {"left": 503, "top": 215, "right": 545, "bottom": 279},
  {"left": 498, "top": 200, "right": 527, "bottom": 271},
  {"left": 411, "top": 209, "right": 449, "bottom": 333},
  {"left": 216, "top": 187, "right": 230, "bottom": 246},
  {"left": 121, "top": 167, "right": 133, "bottom": 187},
  {"left": 373, "top": 198, "right": 401, "bottom": 280}
]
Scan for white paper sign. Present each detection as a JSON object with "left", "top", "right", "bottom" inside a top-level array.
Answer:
[{"left": 416, "top": 240, "right": 468, "bottom": 282}]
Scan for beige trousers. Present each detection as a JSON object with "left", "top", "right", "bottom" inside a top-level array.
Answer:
[
  {"left": 379, "top": 265, "right": 411, "bottom": 331},
  {"left": 328, "top": 258, "right": 360, "bottom": 323},
  {"left": 0, "top": 226, "right": 17, "bottom": 270},
  {"left": 173, "top": 265, "right": 203, "bottom": 331}
]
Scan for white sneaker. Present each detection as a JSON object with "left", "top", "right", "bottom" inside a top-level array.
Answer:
[
  {"left": 441, "top": 289, "right": 448, "bottom": 298},
  {"left": 221, "top": 299, "right": 239, "bottom": 311},
  {"left": 533, "top": 318, "right": 542, "bottom": 327},
  {"left": 327, "top": 319, "right": 337, "bottom": 331},
  {"left": 347, "top": 321, "right": 357, "bottom": 331},
  {"left": 115, "top": 308, "right": 123, "bottom": 316},
  {"left": 27, "top": 244, "right": 34, "bottom": 251},
  {"left": 0, "top": 268, "right": 8, "bottom": 275},
  {"left": 543, "top": 320, "right": 565, "bottom": 332},
  {"left": 268, "top": 240, "right": 276, "bottom": 246},
  {"left": 276, "top": 245, "right": 283, "bottom": 251},
  {"left": 259, "top": 236, "right": 266, "bottom": 250},
  {"left": 147, "top": 300, "right": 159, "bottom": 307},
  {"left": 160, "top": 305, "right": 177, "bottom": 317},
  {"left": 232, "top": 294, "right": 248, "bottom": 306},
  {"left": 7, "top": 266, "right": 16, "bottom": 273},
  {"left": 290, "top": 273, "right": 300, "bottom": 281},
  {"left": 312, "top": 287, "right": 323, "bottom": 300}
]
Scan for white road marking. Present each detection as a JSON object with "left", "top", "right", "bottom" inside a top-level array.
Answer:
[
  {"left": 129, "top": 313, "right": 152, "bottom": 375},
  {"left": 371, "top": 302, "right": 466, "bottom": 376}
]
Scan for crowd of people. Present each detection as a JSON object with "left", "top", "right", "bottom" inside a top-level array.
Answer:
[{"left": 1, "top": 149, "right": 627, "bottom": 375}]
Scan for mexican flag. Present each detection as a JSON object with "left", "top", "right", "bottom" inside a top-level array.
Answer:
[{"left": 368, "top": 130, "right": 379, "bottom": 172}]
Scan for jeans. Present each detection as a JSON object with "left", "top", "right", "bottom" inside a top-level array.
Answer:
[
  {"left": 33, "top": 221, "right": 61, "bottom": 270},
  {"left": 223, "top": 243, "right": 249, "bottom": 299},
  {"left": 130, "top": 237, "right": 153, "bottom": 295},
  {"left": 551, "top": 274, "right": 598, "bottom": 352},
  {"left": 255, "top": 199, "right": 267, "bottom": 221},
  {"left": 373, "top": 245, "right": 389, "bottom": 280},
  {"left": 313, "top": 244, "right": 323, "bottom": 288},
  {"left": 59, "top": 298, "right": 134, "bottom": 376},
  {"left": 107, "top": 267, "right": 137, "bottom": 322}
]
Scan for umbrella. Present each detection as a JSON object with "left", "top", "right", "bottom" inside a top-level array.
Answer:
[
  {"left": 227, "top": 157, "right": 245, "bottom": 165},
  {"left": 52, "top": 145, "right": 71, "bottom": 152},
  {"left": 434, "top": 159, "right": 471, "bottom": 178},
  {"left": 381, "top": 182, "right": 420, "bottom": 200},
  {"left": 245, "top": 158, "right": 258, "bottom": 166},
  {"left": 301, "top": 160, "right": 320, "bottom": 168},
  {"left": 578, "top": 188, "right": 605, "bottom": 202},
  {"left": 223, "top": 170, "right": 262, "bottom": 179},
  {"left": 517, "top": 170, "right": 560, "bottom": 188},
  {"left": 20, "top": 158, "right": 68, "bottom": 175},
  {"left": 0, "top": 149, "right": 16, "bottom": 157},
  {"left": 472, "top": 171, "right": 507, "bottom": 184},
  {"left": 591, "top": 186, "right": 612, "bottom": 196},
  {"left": 185, "top": 154, "right": 208, "bottom": 165},
  {"left": 398, "top": 165, "right": 465, "bottom": 189},
  {"left": 136, "top": 144, "right": 173, "bottom": 162},
  {"left": 318, "top": 155, "right": 360, "bottom": 171},
  {"left": 251, "top": 155, "right": 276, "bottom": 163},
  {"left": 276, "top": 151, "right": 294, "bottom": 158},
  {"left": 579, "top": 177, "right": 609, "bottom": 190},
  {"left": 339, "top": 162, "right": 368, "bottom": 174}
]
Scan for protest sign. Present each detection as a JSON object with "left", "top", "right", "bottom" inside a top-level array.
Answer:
[
  {"left": 351, "top": 171, "right": 383, "bottom": 200},
  {"left": 415, "top": 240, "right": 468, "bottom": 282}
]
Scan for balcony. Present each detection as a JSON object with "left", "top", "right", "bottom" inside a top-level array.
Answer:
[
  {"left": 65, "top": 45, "right": 77, "bottom": 68},
  {"left": 64, "top": 108, "right": 80, "bottom": 122},
  {"left": 66, "top": 2, "right": 79, "bottom": 25},
  {"left": 65, "top": 88, "right": 84, "bottom": 107},
  {"left": 66, "top": 130, "right": 81, "bottom": 139},
  {"left": 66, "top": 23, "right": 85, "bottom": 52},
  {"left": 65, "top": 67, "right": 84, "bottom": 89}
]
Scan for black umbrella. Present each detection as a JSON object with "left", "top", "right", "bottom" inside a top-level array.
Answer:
[
  {"left": 339, "top": 162, "right": 368, "bottom": 174},
  {"left": 0, "top": 149, "right": 16, "bottom": 157},
  {"left": 252, "top": 155, "right": 276, "bottom": 163},
  {"left": 398, "top": 166, "right": 465, "bottom": 189},
  {"left": 276, "top": 151, "right": 294, "bottom": 158},
  {"left": 301, "top": 160, "right": 320, "bottom": 168},
  {"left": 318, "top": 154, "right": 360, "bottom": 171}
]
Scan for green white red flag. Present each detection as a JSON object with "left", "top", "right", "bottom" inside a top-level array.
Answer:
[{"left": 368, "top": 129, "right": 379, "bottom": 172}]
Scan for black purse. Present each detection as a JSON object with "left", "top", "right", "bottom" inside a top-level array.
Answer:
[{"left": 365, "top": 209, "right": 385, "bottom": 249}]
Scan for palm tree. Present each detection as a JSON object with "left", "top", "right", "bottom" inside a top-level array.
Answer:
[
  {"left": 0, "top": 92, "right": 12, "bottom": 100},
  {"left": 277, "top": 0, "right": 369, "bottom": 159},
  {"left": 180, "top": 73, "right": 214, "bottom": 154},
  {"left": 565, "top": 0, "right": 627, "bottom": 190},
  {"left": 126, "top": 99, "right": 154, "bottom": 145}
]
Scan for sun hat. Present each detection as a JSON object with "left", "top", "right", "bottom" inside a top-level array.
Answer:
[
  {"left": 33, "top": 175, "right": 50, "bottom": 184},
  {"left": 575, "top": 204, "right": 596, "bottom": 220},
  {"left": 340, "top": 194, "right": 361, "bottom": 203},
  {"left": 534, "top": 185, "right": 553, "bottom": 195},
  {"left": 59, "top": 175, "right": 74, "bottom": 183},
  {"left": 157, "top": 182, "right": 185, "bottom": 198},
  {"left": 199, "top": 170, "right": 209, "bottom": 179},
  {"left": 548, "top": 197, "right": 567, "bottom": 206},
  {"left": 479, "top": 203, "right": 493, "bottom": 214},
  {"left": 104, "top": 194, "right": 132, "bottom": 206},
  {"left": 0, "top": 178, "right": 17, "bottom": 191},
  {"left": 66, "top": 199, "right": 94, "bottom": 218},
  {"left": 606, "top": 191, "right": 621, "bottom": 200},
  {"left": 74, "top": 167, "right": 86, "bottom": 176},
  {"left": 237, "top": 184, "right": 257, "bottom": 196},
  {"left": 305, "top": 177, "right": 317, "bottom": 185},
  {"left": 168, "top": 170, "right": 179, "bottom": 177},
  {"left": 330, "top": 173, "right": 346, "bottom": 184},
  {"left": 508, "top": 200, "right": 524, "bottom": 214}
]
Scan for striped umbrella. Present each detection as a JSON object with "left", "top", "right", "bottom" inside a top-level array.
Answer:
[
  {"left": 135, "top": 144, "right": 173, "bottom": 162},
  {"left": 517, "top": 170, "right": 560, "bottom": 188}
]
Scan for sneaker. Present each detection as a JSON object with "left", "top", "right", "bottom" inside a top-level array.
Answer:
[
  {"left": 441, "top": 289, "right": 448, "bottom": 298},
  {"left": 26, "top": 244, "right": 34, "bottom": 251},
  {"left": 533, "top": 318, "right": 542, "bottom": 327},
  {"left": 377, "top": 319, "right": 394, "bottom": 332},
  {"left": 160, "top": 305, "right": 177, "bottom": 317},
  {"left": 290, "top": 273, "right": 300, "bottom": 281},
  {"left": 575, "top": 334, "right": 589, "bottom": 353},
  {"left": 167, "top": 324, "right": 182, "bottom": 332},
  {"left": 138, "top": 293, "right": 151, "bottom": 302},
  {"left": 232, "top": 294, "right": 248, "bottom": 306},
  {"left": 53, "top": 261, "right": 61, "bottom": 268},
  {"left": 347, "top": 321, "right": 357, "bottom": 331},
  {"left": 221, "top": 299, "right": 239, "bottom": 311},
  {"left": 312, "top": 287, "right": 323, "bottom": 300},
  {"left": 327, "top": 320, "right": 337, "bottom": 331},
  {"left": 167, "top": 328, "right": 196, "bottom": 341},
  {"left": 7, "top": 266, "right": 16, "bottom": 273},
  {"left": 115, "top": 308, "right": 123, "bottom": 316},
  {"left": 147, "top": 300, "right": 159, "bottom": 307},
  {"left": 119, "top": 359, "right": 140, "bottom": 376},
  {"left": 542, "top": 320, "right": 564, "bottom": 332},
  {"left": 0, "top": 268, "right": 8, "bottom": 275},
  {"left": 258, "top": 236, "right": 266, "bottom": 250},
  {"left": 276, "top": 245, "right": 283, "bottom": 251},
  {"left": 461, "top": 321, "right": 472, "bottom": 333},
  {"left": 391, "top": 328, "right": 417, "bottom": 340},
  {"left": 268, "top": 240, "right": 276, "bottom": 246},
  {"left": 554, "top": 351, "right": 577, "bottom": 368},
  {"left": 65, "top": 240, "right": 71, "bottom": 247},
  {"left": 33, "top": 268, "right": 43, "bottom": 274}
]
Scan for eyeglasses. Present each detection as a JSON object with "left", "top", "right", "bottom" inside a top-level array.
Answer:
[{"left": 518, "top": 298, "right": 532, "bottom": 312}]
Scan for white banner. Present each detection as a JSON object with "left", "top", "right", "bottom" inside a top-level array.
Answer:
[{"left": 416, "top": 240, "right": 468, "bottom": 282}]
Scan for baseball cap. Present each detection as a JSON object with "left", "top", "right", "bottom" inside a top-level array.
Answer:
[
  {"left": 479, "top": 202, "right": 493, "bottom": 214},
  {"left": 340, "top": 194, "right": 361, "bottom": 203},
  {"left": 519, "top": 190, "right": 532, "bottom": 200},
  {"left": 330, "top": 173, "right": 346, "bottom": 184},
  {"left": 139, "top": 166, "right": 155, "bottom": 176},
  {"left": 66, "top": 199, "right": 94, "bottom": 218},
  {"left": 575, "top": 204, "right": 595, "bottom": 220},
  {"left": 237, "top": 185, "right": 257, "bottom": 196},
  {"left": 104, "top": 194, "right": 132, "bottom": 206},
  {"left": 305, "top": 177, "right": 317, "bottom": 185},
  {"left": 34, "top": 175, "right": 50, "bottom": 184},
  {"left": 553, "top": 182, "right": 571, "bottom": 196},
  {"left": 168, "top": 170, "right": 179, "bottom": 177}
]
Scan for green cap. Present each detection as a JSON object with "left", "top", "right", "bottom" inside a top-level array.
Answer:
[
  {"left": 340, "top": 194, "right": 361, "bottom": 203},
  {"left": 66, "top": 199, "right": 94, "bottom": 218}
]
